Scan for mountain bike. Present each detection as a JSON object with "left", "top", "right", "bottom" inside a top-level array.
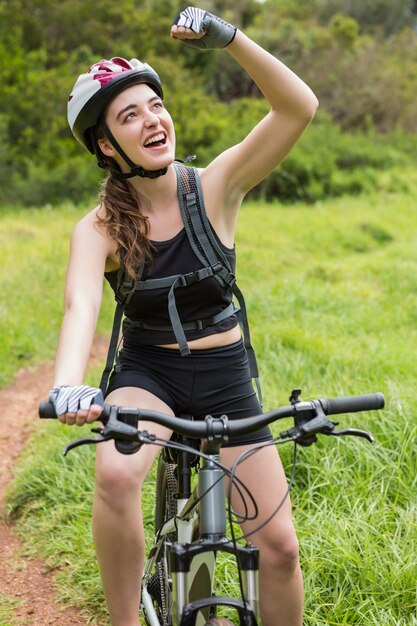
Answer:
[{"left": 39, "top": 388, "right": 384, "bottom": 626}]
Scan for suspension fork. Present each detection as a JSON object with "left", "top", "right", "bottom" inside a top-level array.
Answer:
[{"left": 172, "top": 452, "right": 260, "bottom": 625}]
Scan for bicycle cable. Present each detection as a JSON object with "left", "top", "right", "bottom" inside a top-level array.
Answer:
[
  {"left": 226, "top": 439, "right": 299, "bottom": 619},
  {"left": 140, "top": 434, "right": 259, "bottom": 531},
  {"left": 143, "top": 432, "right": 297, "bottom": 538},
  {"left": 231, "top": 439, "right": 298, "bottom": 540},
  {"left": 141, "top": 431, "right": 298, "bottom": 623}
]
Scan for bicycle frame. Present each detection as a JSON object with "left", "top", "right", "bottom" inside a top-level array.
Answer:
[
  {"left": 141, "top": 439, "right": 259, "bottom": 626},
  {"left": 39, "top": 389, "right": 383, "bottom": 625}
]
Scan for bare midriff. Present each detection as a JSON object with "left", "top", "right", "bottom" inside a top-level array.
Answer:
[{"left": 156, "top": 325, "right": 241, "bottom": 350}]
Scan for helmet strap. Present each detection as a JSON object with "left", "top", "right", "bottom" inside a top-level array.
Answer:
[{"left": 101, "top": 121, "right": 167, "bottom": 180}]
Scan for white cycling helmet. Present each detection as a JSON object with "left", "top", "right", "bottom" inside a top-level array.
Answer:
[{"left": 68, "top": 57, "right": 163, "bottom": 154}]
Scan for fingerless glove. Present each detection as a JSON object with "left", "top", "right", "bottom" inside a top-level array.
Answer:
[
  {"left": 173, "top": 6, "right": 236, "bottom": 49},
  {"left": 49, "top": 385, "right": 103, "bottom": 415}
]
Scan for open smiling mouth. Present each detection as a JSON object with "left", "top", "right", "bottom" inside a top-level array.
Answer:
[{"left": 144, "top": 133, "right": 167, "bottom": 148}]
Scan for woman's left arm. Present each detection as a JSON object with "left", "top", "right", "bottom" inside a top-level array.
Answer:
[
  {"left": 218, "top": 29, "right": 318, "bottom": 195},
  {"left": 171, "top": 7, "right": 318, "bottom": 230}
]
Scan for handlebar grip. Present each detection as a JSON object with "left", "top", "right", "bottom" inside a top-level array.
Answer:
[
  {"left": 320, "top": 392, "right": 385, "bottom": 416},
  {"left": 39, "top": 401, "right": 57, "bottom": 419}
]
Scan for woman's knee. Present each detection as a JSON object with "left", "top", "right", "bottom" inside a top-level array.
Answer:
[
  {"left": 94, "top": 446, "right": 148, "bottom": 504},
  {"left": 259, "top": 523, "right": 300, "bottom": 573}
]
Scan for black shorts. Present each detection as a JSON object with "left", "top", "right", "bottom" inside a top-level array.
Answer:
[{"left": 106, "top": 339, "right": 272, "bottom": 447}]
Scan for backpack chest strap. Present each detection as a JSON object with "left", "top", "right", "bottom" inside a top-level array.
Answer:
[
  {"left": 133, "top": 266, "right": 237, "bottom": 355},
  {"left": 134, "top": 266, "right": 215, "bottom": 291}
]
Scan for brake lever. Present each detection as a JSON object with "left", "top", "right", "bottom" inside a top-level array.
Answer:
[
  {"left": 62, "top": 406, "right": 153, "bottom": 456},
  {"left": 326, "top": 427, "right": 374, "bottom": 443},
  {"left": 292, "top": 420, "right": 336, "bottom": 446},
  {"left": 279, "top": 420, "right": 336, "bottom": 446},
  {"left": 286, "top": 397, "right": 374, "bottom": 445},
  {"left": 63, "top": 432, "right": 112, "bottom": 455}
]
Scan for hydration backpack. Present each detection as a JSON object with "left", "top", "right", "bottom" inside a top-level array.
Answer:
[{"left": 99, "top": 163, "right": 262, "bottom": 405}]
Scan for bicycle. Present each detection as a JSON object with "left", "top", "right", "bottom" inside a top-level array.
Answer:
[{"left": 39, "top": 388, "right": 384, "bottom": 626}]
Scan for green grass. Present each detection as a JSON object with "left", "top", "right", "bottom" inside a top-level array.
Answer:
[
  {"left": 2, "top": 189, "right": 417, "bottom": 624},
  {"left": 0, "top": 594, "right": 22, "bottom": 625},
  {"left": 0, "top": 203, "right": 114, "bottom": 388}
]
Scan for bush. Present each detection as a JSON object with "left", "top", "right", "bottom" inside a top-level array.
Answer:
[
  {"left": 4, "top": 107, "right": 414, "bottom": 207},
  {"left": 2, "top": 156, "right": 102, "bottom": 207},
  {"left": 248, "top": 112, "right": 412, "bottom": 203}
]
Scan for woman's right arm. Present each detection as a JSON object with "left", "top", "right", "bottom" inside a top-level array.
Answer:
[{"left": 52, "top": 209, "right": 114, "bottom": 424}]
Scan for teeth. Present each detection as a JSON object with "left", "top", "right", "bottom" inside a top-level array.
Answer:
[{"left": 144, "top": 133, "right": 165, "bottom": 146}]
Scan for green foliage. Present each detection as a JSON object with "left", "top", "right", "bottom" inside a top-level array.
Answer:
[
  {"left": 4, "top": 188, "right": 417, "bottom": 624},
  {"left": 248, "top": 111, "right": 416, "bottom": 202},
  {"left": 6, "top": 156, "right": 103, "bottom": 207},
  {"left": 0, "top": 0, "right": 417, "bottom": 205},
  {"left": 317, "top": 0, "right": 416, "bottom": 35},
  {"left": 264, "top": 0, "right": 417, "bottom": 35},
  {"left": 330, "top": 13, "right": 360, "bottom": 47},
  {"left": 250, "top": 4, "right": 417, "bottom": 133}
]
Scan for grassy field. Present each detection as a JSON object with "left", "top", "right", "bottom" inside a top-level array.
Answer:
[
  {"left": 2, "top": 189, "right": 417, "bottom": 625},
  {"left": 0, "top": 594, "right": 20, "bottom": 626},
  {"left": 0, "top": 203, "right": 115, "bottom": 388}
]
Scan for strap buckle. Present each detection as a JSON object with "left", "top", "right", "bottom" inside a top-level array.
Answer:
[
  {"left": 212, "top": 263, "right": 236, "bottom": 288},
  {"left": 115, "top": 280, "right": 134, "bottom": 305},
  {"left": 179, "top": 271, "right": 201, "bottom": 287},
  {"left": 178, "top": 267, "right": 214, "bottom": 287}
]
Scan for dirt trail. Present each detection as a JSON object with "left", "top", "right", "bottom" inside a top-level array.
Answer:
[{"left": 0, "top": 337, "right": 108, "bottom": 625}]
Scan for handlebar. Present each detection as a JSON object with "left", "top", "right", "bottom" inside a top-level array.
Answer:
[
  {"left": 39, "top": 390, "right": 384, "bottom": 454},
  {"left": 318, "top": 393, "right": 384, "bottom": 415}
]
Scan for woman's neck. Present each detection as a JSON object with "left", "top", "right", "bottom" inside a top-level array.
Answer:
[{"left": 127, "top": 162, "right": 177, "bottom": 209}]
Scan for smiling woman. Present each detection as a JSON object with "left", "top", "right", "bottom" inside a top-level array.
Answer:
[
  {"left": 97, "top": 84, "right": 175, "bottom": 177},
  {"left": 48, "top": 5, "right": 318, "bottom": 626}
]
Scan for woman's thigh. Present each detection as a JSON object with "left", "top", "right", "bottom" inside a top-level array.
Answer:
[
  {"left": 95, "top": 387, "right": 174, "bottom": 493},
  {"left": 220, "top": 443, "right": 297, "bottom": 548}
]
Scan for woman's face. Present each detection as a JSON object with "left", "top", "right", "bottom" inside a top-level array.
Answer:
[{"left": 100, "top": 83, "right": 176, "bottom": 172}]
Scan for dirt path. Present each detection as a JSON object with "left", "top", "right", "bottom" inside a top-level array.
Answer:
[{"left": 0, "top": 337, "right": 109, "bottom": 625}]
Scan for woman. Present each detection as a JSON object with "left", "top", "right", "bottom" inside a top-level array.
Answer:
[{"left": 51, "top": 7, "right": 318, "bottom": 626}]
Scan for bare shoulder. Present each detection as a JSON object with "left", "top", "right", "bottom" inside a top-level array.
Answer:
[
  {"left": 74, "top": 204, "right": 104, "bottom": 232},
  {"left": 71, "top": 204, "right": 118, "bottom": 271},
  {"left": 73, "top": 204, "right": 107, "bottom": 242}
]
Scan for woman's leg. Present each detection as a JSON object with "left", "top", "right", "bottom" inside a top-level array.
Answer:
[
  {"left": 221, "top": 443, "right": 304, "bottom": 626},
  {"left": 93, "top": 387, "right": 173, "bottom": 626}
]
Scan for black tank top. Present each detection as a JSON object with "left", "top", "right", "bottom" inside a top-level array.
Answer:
[{"left": 104, "top": 225, "right": 238, "bottom": 347}]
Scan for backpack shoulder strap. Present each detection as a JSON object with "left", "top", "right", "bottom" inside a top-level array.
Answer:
[
  {"left": 175, "top": 163, "right": 262, "bottom": 406},
  {"left": 175, "top": 163, "right": 233, "bottom": 283},
  {"left": 99, "top": 262, "right": 143, "bottom": 395}
]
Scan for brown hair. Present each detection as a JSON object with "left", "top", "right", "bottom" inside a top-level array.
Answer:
[{"left": 93, "top": 124, "right": 152, "bottom": 280}]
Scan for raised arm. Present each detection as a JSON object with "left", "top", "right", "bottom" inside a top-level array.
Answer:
[
  {"left": 218, "top": 29, "right": 318, "bottom": 193},
  {"left": 171, "top": 7, "right": 318, "bottom": 201}
]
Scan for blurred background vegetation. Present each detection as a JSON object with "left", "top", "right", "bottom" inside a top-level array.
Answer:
[{"left": 1, "top": 0, "right": 416, "bottom": 207}]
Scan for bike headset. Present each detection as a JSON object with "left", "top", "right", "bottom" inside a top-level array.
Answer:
[{"left": 67, "top": 56, "right": 168, "bottom": 180}]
